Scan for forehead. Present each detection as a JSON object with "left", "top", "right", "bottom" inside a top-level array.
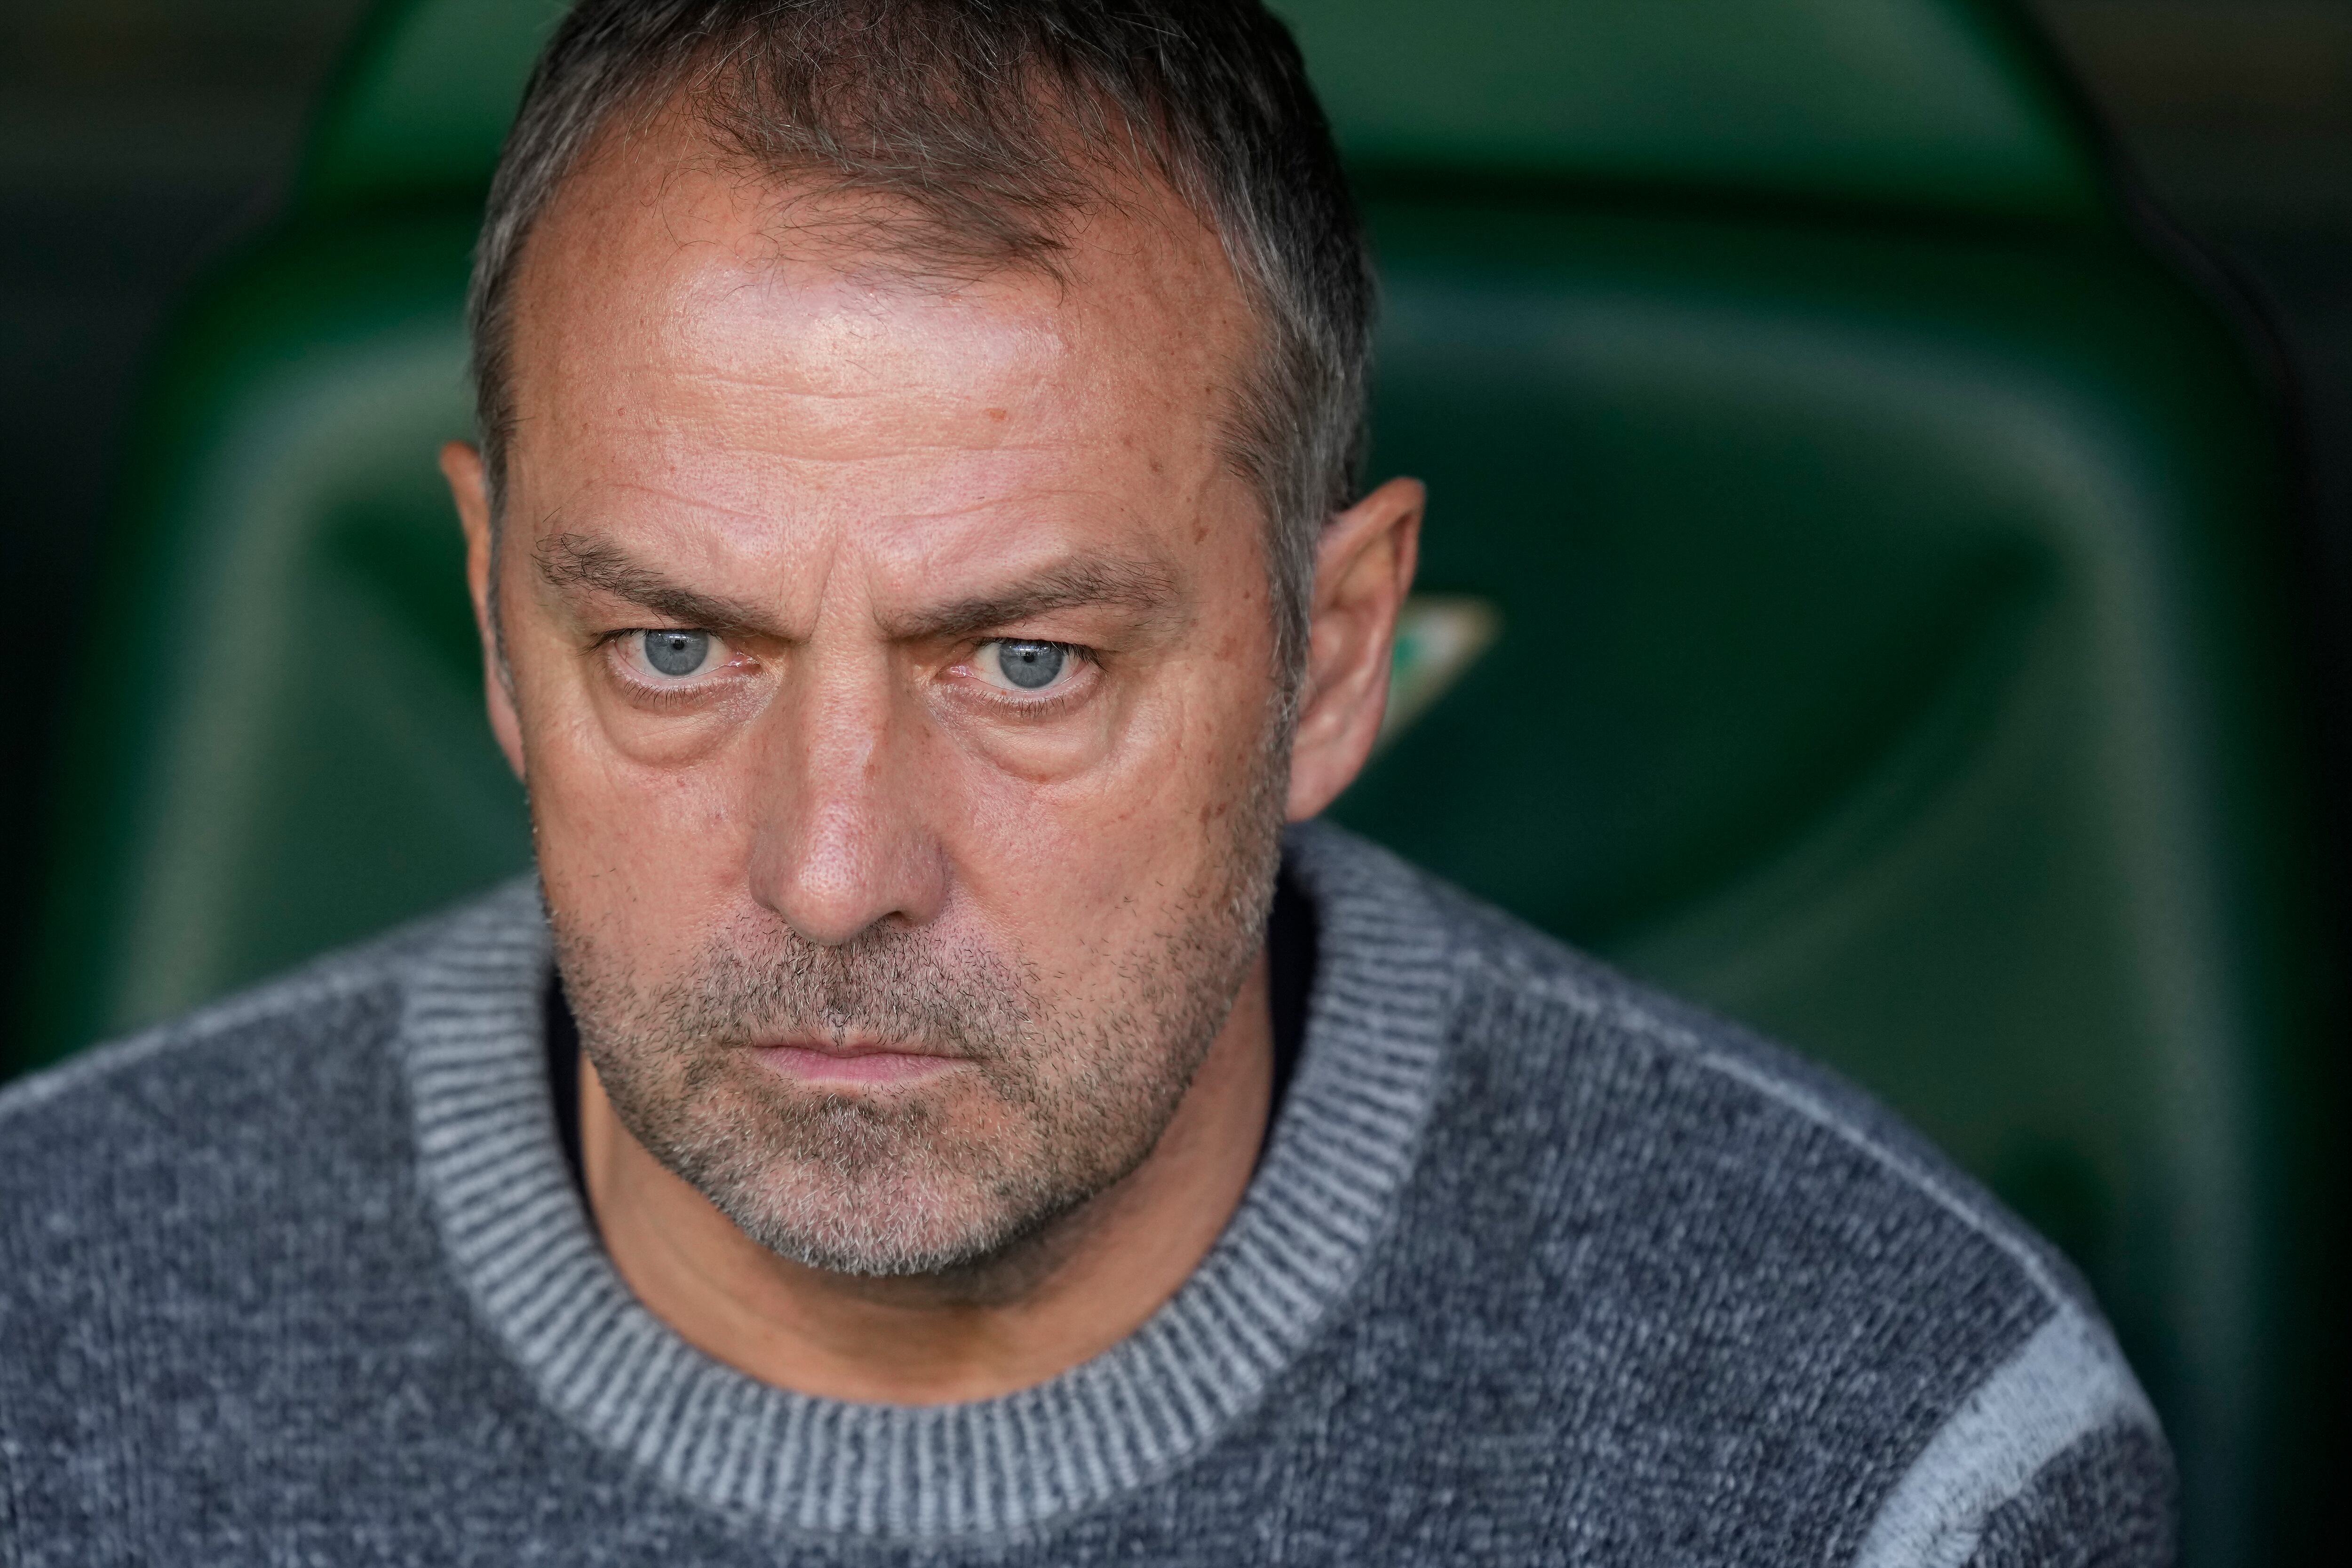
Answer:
[{"left": 505, "top": 114, "right": 1259, "bottom": 500}]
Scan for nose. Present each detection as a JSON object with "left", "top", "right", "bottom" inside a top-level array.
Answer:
[{"left": 744, "top": 656, "right": 948, "bottom": 946}]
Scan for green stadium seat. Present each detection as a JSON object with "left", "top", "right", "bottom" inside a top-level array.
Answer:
[{"left": 18, "top": 2, "right": 2337, "bottom": 1562}]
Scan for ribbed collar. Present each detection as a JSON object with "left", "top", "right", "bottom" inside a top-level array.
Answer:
[{"left": 401, "top": 822, "right": 1456, "bottom": 1539}]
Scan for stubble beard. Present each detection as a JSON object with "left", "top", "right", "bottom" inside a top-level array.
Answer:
[{"left": 548, "top": 735, "right": 1289, "bottom": 1283}]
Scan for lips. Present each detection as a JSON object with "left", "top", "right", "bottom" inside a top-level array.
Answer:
[{"left": 749, "top": 1040, "right": 962, "bottom": 1087}]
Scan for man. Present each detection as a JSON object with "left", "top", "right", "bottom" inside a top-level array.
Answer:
[{"left": 0, "top": 0, "right": 2169, "bottom": 1561}]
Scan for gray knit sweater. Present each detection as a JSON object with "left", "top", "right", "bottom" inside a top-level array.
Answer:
[{"left": 0, "top": 825, "right": 2169, "bottom": 1564}]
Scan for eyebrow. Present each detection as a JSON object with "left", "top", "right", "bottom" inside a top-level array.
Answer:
[
  {"left": 880, "top": 556, "right": 1182, "bottom": 643},
  {"left": 536, "top": 532, "right": 779, "bottom": 639},
  {"left": 534, "top": 530, "right": 1181, "bottom": 643}
]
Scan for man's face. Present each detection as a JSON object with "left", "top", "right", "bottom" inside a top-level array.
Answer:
[{"left": 482, "top": 127, "right": 1290, "bottom": 1275}]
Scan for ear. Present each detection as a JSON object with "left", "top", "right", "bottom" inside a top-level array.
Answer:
[
  {"left": 1287, "top": 476, "right": 1424, "bottom": 820},
  {"left": 440, "top": 440, "right": 527, "bottom": 783}
]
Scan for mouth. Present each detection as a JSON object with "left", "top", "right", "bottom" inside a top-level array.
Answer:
[{"left": 748, "top": 1038, "right": 965, "bottom": 1089}]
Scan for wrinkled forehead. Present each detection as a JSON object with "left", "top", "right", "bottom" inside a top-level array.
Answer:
[{"left": 504, "top": 110, "right": 1261, "bottom": 484}]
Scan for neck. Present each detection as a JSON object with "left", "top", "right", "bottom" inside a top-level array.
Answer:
[{"left": 577, "top": 949, "right": 1275, "bottom": 1405}]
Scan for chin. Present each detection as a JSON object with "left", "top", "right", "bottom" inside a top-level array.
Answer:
[
  {"left": 664, "top": 1087, "right": 1088, "bottom": 1278},
  {"left": 717, "top": 1165, "right": 1069, "bottom": 1279}
]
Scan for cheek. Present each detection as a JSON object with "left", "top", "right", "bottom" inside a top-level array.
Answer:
[
  {"left": 506, "top": 609, "right": 753, "bottom": 869},
  {"left": 525, "top": 711, "right": 758, "bottom": 979},
  {"left": 945, "top": 625, "right": 1281, "bottom": 962}
]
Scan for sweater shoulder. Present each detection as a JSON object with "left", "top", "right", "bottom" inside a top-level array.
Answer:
[
  {"left": 1422, "top": 868, "right": 2093, "bottom": 1320},
  {"left": 3, "top": 957, "right": 391, "bottom": 1170},
  {"left": 1367, "top": 854, "right": 2169, "bottom": 1552},
  {"left": 0, "top": 884, "right": 532, "bottom": 1253}
]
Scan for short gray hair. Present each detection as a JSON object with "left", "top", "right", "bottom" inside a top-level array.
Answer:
[{"left": 468, "top": 0, "right": 1374, "bottom": 680}]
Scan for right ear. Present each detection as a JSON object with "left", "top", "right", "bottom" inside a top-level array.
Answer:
[{"left": 440, "top": 440, "right": 527, "bottom": 783}]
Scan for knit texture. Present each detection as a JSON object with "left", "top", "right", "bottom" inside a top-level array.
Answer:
[{"left": 0, "top": 824, "right": 2171, "bottom": 1564}]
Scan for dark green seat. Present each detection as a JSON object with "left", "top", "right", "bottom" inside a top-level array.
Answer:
[{"left": 20, "top": 2, "right": 2336, "bottom": 1562}]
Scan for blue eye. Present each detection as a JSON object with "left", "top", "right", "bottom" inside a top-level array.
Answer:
[
  {"left": 993, "top": 640, "right": 1066, "bottom": 690},
  {"left": 642, "top": 629, "right": 712, "bottom": 677}
]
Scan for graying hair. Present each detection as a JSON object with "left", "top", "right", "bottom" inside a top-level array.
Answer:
[{"left": 467, "top": 0, "right": 1373, "bottom": 682}]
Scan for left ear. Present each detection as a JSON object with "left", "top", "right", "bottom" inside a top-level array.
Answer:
[
  {"left": 439, "top": 439, "right": 527, "bottom": 784},
  {"left": 1287, "top": 475, "right": 1424, "bottom": 820}
]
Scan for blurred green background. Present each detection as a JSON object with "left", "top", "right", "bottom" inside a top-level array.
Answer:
[
  {"left": 8, "top": 0, "right": 2347, "bottom": 955},
  {"left": 18, "top": 0, "right": 2352, "bottom": 1047},
  {"left": 9, "top": 2, "right": 2351, "bottom": 1027}
]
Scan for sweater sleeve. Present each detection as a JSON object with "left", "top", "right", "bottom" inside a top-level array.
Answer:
[
  {"left": 1851, "top": 1308, "right": 2173, "bottom": 1568},
  {"left": 1958, "top": 1421, "right": 2173, "bottom": 1568}
]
